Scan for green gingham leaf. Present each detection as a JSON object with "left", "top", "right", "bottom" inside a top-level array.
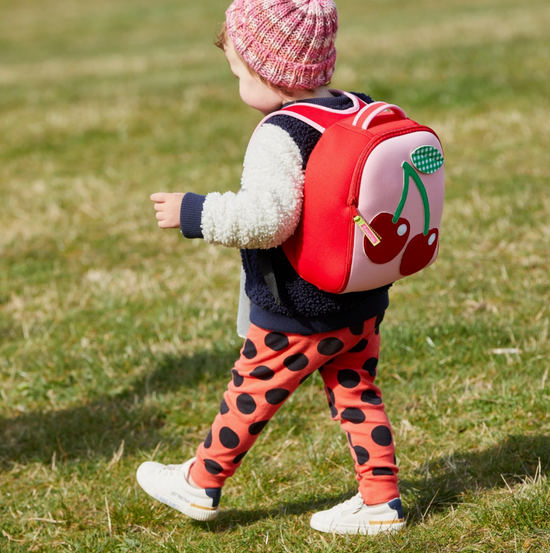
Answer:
[{"left": 411, "top": 145, "right": 444, "bottom": 174}]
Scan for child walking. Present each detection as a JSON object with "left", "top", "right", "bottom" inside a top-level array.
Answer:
[{"left": 137, "top": 0, "right": 405, "bottom": 535}]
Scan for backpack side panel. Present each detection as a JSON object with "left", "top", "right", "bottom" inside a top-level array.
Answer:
[{"left": 281, "top": 124, "right": 370, "bottom": 292}]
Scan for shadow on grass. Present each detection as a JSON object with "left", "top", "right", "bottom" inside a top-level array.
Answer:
[
  {"left": 190, "top": 490, "right": 356, "bottom": 532},
  {"left": 1, "top": 345, "right": 549, "bottom": 532},
  {"left": 181, "top": 435, "right": 550, "bottom": 531},
  {"left": 401, "top": 434, "right": 550, "bottom": 524},
  {"left": 0, "top": 345, "right": 239, "bottom": 470}
]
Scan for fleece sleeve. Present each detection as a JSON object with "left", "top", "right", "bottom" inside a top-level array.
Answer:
[{"left": 199, "top": 123, "right": 305, "bottom": 249}]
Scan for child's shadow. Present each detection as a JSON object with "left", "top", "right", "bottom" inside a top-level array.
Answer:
[
  {"left": 0, "top": 346, "right": 239, "bottom": 469},
  {"left": 2, "top": 350, "right": 548, "bottom": 533},
  {"left": 400, "top": 433, "right": 550, "bottom": 524},
  {"left": 201, "top": 434, "right": 550, "bottom": 531}
]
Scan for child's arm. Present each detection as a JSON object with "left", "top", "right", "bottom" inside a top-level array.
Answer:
[
  {"left": 150, "top": 123, "right": 304, "bottom": 246},
  {"left": 200, "top": 123, "right": 304, "bottom": 249},
  {"left": 151, "top": 192, "right": 185, "bottom": 229}
]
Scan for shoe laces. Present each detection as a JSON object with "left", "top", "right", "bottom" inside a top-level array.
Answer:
[
  {"left": 335, "top": 493, "right": 365, "bottom": 514},
  {"left": 160, "top": 464, "right": 185, "bottom": 477}
]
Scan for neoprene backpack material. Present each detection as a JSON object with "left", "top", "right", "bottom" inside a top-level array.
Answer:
[{"left": 259, "top": 90, "right": 445, "bottom": 294}]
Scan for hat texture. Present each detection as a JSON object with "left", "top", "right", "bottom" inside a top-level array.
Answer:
[{"left": 226, "top": 0, "right": 338, "bottom": 90}]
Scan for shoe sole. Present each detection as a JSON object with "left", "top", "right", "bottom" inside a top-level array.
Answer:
[
  {"left": 137, "top": 476, "right": 219, "bottom": 522},
  {"left": 310, "top": 517, "right": 405, "bottom": 535}
]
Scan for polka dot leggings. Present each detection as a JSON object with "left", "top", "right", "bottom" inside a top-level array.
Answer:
[{"left": 190, "top": 313, "right": 399, "bottom": 505}]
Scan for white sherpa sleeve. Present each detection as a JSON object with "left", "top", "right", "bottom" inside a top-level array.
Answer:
[{"left": 200, "top": 123, "right": 304, "bottom": 249}]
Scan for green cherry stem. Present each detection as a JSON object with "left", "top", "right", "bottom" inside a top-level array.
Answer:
[
  {"left": 393, "top": 161, "right": 431, "bottom": 235},
  {"left": 392, "top": 167, "right": 409, "bottom": 226}
]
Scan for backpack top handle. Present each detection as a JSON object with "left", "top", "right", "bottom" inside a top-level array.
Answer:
[{"left": 352, "top": 102, "right": 408, "bottom": 131}]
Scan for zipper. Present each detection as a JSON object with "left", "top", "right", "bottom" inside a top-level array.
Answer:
[{"left": 351, "top": 205, "right": 381, "bottom": 246}]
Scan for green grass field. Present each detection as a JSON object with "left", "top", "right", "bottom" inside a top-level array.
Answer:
[{"left": 1, "top": 0, "right": 550, "bottom": 550}]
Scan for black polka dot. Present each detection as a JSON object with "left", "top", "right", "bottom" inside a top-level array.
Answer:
[
  {"left": 299, "top": 373, "right": 312, "bottom": 384},
  {"left": 204, "top": 459, "right": 223, "bottom": 475},
  {"left": 363, "top": 357, "right": 378, "bottom": 377},
  {"left": 204, "top": 429, "right": 212, "bottom": 449},
  {"left": 250, "top": 365, "right": 275, "bottom": 380},
  {"left": 236, "top": 393, "right": 256, "bottom": 415},
  {"left": 348, "top": 339, "right": 369, "bottom": 353},
  {"left": 324, "top": 358, "right": 335, "bottom": 365},
  {"left": 330, "top": 404, "right": 338, "bottom": 418},
  {"left": 373, "top": 467, "right": 394, "bottom": 476},
  {"left": 219, "top": 427, "right": 240, "bottom": 449},
  {"left": 243, "top": 339, "right": 257, "bottom": 359},
  {"left": 232, "top": 451, "right": 248, "bottom": 464},
  {"left": 354, "top": 446, "right": 370, "bottom": 465},
  {"left": 284, "top": 353, "right": 309, "bottom": 371},
  {"left": 265, "top": 332, "right": 289, "bottom": 351},
  {"left": 232, "top": 369, "right": 244, "bottom": 387},
  {"left": 337, "top": 369, "right": 361, "bottom": 388},
  {"left": 341, "top": 408, "right": 366, "bottom": 424},
  {"left": 326, "top": 387, "right": 335, "bottom": 405},
  {"left": 347, "top": 432, "right": 353, "bottom": 446},
  {"left": 371, "top": 425, "right": 392, "bottom": 446},
  {"left": 265, "top": 388, "right": 290, "bottom": 405},
  {"left": 248, "top": 420, "right": 269, "bottom": 435},
  {"left": 220, "top": 398, "right": 229, "bottom": 414},
  {"left": 317, "top": 337, "right": 344, "bottom": 356},
  {"left": 318, "top": 366, "right": 325, "bottom": 374},
  {"left": 361, "top": 390, "right": 382, "bottom": 405},
  {"left": 349, "top": 322, "right": 364, "bottom": 336}
]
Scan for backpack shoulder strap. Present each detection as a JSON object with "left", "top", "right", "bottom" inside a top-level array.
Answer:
[
  {"left": 257, "top": 90, "right": 368, "bottom": 134},
  {"left": 254, "top": 91, "right": 368, "bottom": 305}
]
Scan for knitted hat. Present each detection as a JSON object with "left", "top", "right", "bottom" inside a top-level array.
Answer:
[{"left": 225, "top": 0, "right": 338, "bottom": 90}]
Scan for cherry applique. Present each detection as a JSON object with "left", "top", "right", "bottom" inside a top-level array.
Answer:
[
  {"left": 398, "top": 161, "right": 439, "bottom": 275},
  {"left": 400, "top": 228, "right": 438, "bottom": 275},
  {"left": 363, "top": 157, "right": 417, "bottom": 265},
  {"left": 355, "top": 145, "right": 443, "bottom": 277},
  {"left": 364, "top": 212, "right": 410, "bottom": 264},
  {"left": 359, "top": 157, "right": 440, "bottom": 275}
]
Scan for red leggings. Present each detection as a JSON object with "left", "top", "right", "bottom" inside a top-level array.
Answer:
[{"left": 190, "top": 314, "right": 399, "bottom": 505}]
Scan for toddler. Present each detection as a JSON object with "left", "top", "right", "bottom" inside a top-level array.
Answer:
[{"left": 137, "top": 0, "right": 405, "bottom": 535}]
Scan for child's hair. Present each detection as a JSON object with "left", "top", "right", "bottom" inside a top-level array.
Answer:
[
  {"left": 215, "top": 22, "right": 302, "bottom": 97},
  {"left": 221, "top": 0, "right": 338, "bottom": 92}
]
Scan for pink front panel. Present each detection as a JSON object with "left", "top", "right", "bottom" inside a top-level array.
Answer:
[{"left": 343, "top": 131, "right": 445, "bottom": 293}]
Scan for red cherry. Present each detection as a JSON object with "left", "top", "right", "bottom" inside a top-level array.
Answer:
[
  {"left": 400, "top": 229, "right": 439, "bottom": 276},
  {"left": 364, "top": 212, "right": 410, "bottom": 264}
]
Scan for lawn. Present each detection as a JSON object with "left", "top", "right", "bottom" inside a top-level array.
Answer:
[{"left": 1, "top": 0, "right": 549, "bottom": 551}]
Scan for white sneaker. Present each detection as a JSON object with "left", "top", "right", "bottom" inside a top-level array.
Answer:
[
  {"left": 136, "top": 458, "right": 221, "bottom": 521},
  {"left": 310, "top": 493, "right": 405, "bottom": 535}
]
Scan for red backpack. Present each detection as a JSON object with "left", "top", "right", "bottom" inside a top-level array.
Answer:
[{"left": 259, "top": 90, "right": 445, "bottom": 294}]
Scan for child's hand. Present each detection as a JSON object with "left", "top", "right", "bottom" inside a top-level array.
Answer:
[{"left": 150, "top": 192, "right": 185, "bottom": 229}]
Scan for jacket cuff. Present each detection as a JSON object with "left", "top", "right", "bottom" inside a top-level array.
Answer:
[{"left": 180, "top": 193, "right": 206, "bottom": 239}]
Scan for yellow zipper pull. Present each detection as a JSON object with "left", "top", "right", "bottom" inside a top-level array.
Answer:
[{"left": 354, "top": 215, "right": 382, "bottom": 246}]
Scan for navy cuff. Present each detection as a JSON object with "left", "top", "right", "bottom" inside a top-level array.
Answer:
[{"left": 180, "top": 193, "right": 206, "bottom": 239}]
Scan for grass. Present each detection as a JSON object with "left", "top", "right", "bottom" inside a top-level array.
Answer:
[{"left": 1, "top": 0, "right": 549, "bottom": 550}]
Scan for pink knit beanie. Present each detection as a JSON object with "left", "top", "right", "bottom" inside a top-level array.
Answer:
[{"left": 225, "top": 0, "right": 338, "bottom": 90}]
